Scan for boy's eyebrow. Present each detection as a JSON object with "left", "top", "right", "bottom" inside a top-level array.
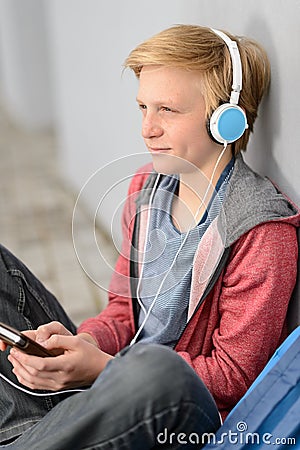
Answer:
[{"left": 136, "top": 97, "right": 176, "bottom": 106}]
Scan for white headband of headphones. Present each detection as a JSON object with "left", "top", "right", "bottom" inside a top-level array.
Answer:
[{"left": 210, "top": 28, "right": 242, "bottom": 105}]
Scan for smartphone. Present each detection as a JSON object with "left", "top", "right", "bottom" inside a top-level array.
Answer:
[{"left": 0, "top": 322, "right": 56, "bottom": 357}]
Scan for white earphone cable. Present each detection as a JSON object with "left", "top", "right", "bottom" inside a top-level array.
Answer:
[
  {"left": 130, "top": 143, "right": 228, "bottom": 345},
  {"left": 135, "top": 173, "right": 161, "bottom": 317},
  {"left": 0, "top": 372, "right": 88, "bottom": 396}
]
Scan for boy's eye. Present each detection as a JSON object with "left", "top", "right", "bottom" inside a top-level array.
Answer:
[{"left": 137, "top": 104, "right": 174, "bottom": 113}]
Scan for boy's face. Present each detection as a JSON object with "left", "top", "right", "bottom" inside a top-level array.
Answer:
[{"left": 137, "top": 65, "right": 221, "bottom": 175}]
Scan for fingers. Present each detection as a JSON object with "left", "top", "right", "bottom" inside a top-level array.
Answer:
[
  {"left": 35, "top": 321, "right": 73, "bottom": 344},
  {"left": 8, "top": 349, "right": 59, "bottom": 390},
  {"left": 3, "top": 324, "right": 81, "bottom": 391},
  {"left": 0, "top": 340, "right": 8, "bottom": 351},
  {"left": 20, "top": 330, "right": 37, "bottom": 340},
  {"left": 9, "top": 347, "right": 63, "bottom": 373},
  {"left": 6, "top": 334, "right": 111, "bottom": 391},
  {"left": 44, "top": 334, "right": 80, "bottom": 352},
  {"left": 7, "top": 335, "right": 81, "bottom": 390}
]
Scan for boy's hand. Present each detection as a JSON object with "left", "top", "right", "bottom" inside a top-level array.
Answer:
[{"left": 6, "top": 321, "right": 113, "bottom": 391}]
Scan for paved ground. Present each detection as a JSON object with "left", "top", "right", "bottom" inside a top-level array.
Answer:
[{"left": 0, "top": 108, "right": 117, "bottom": 326}]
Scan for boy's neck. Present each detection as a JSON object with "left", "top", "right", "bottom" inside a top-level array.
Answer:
[{"left": 171, "top": 146, "right": 232, "bottom": 232}]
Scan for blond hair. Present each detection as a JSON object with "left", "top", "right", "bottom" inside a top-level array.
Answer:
[{"left": 124, "top": 25, "right": 271, "bottom": 153}]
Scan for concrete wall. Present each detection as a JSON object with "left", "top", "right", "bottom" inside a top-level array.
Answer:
[
  {"left": 1, "top": 0, "right": 299, "bottom": 213},
  {"left": 0, "top": 0, "right": 54, "bottom": 129}
]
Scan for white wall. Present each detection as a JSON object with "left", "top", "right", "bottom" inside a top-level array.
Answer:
[
  {"left": 179, "top": 0, "right": 300, "bottom": 206},
  {"left": 42, "top": 0, "right": 300, "bottom": 228},
  {"left": 1, "top": 0, "right": 299, "bottom": 219},
  {"left": 0, "top": 0, "right": 53, "bottom": 129},
  {"left": 44, "top": 0, "right": 192, "bottom": 243}
]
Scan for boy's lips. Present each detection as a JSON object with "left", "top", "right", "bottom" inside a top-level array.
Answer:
[{"left": 149, "top": 147, "right": 171, "bottom": 153}]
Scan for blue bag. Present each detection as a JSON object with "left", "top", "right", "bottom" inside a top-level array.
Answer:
[{"left": 203, "top": 326, "right": 300, "bottom": 449}]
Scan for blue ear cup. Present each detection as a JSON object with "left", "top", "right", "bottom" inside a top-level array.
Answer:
[{"left": 209, "top": 103, "right": 248, "bottom": 144}]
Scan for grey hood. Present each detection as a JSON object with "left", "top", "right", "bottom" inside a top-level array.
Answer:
[{"left": 219, "top": 153, "right": 300, "bottom": 248}]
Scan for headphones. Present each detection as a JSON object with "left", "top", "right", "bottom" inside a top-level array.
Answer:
[{"left": 208, "top": 28, "right": 248, "bottom": 145}]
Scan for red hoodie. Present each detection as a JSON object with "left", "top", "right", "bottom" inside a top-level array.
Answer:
[{"left": 78, "top": 155, "right": 300, "bottom": 419}]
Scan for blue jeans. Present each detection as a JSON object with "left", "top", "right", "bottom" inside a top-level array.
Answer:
[{"left": 0, "top": 244, "right": 221, "bottom": 449}]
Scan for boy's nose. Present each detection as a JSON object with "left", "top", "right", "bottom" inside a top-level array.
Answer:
[{"left": 142, "top": 114, "right": 163, "bottom": 139}]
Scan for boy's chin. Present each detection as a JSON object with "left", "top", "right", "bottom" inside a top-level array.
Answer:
[{"left": 151, "top": 153, "right": 199, "bottom": 175}]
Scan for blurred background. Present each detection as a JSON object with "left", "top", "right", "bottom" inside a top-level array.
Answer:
[{"left": 0, "top": 0, "right": 299, "bottom": 326}]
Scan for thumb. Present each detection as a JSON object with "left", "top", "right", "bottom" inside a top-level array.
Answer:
[
  {"left": 43, "top": 334, "right": 77, "bottom": 353},
  {"left": 36, "top": 321, "right": 73, "bottom": 344}
]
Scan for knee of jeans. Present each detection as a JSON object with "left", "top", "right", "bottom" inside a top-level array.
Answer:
[
  {"left": 123, "top": 343, "right": 182, "bottom": 373},
  {"left": 122, "top": 344, "right": 220, "bottom": 427},
  {"left": 119, "top": 343, "right": 198, "bottom": 399},
  {"left": 94, "top": 342, "right": 220, "bottom": 432}
]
